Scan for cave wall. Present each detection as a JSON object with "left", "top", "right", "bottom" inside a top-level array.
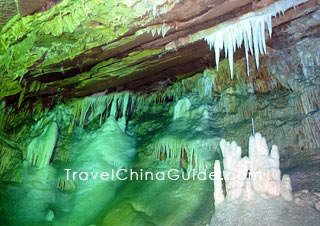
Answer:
[
  {"left": 131, "top": 37, "right": 320, "bottom": 172},
  {"left": 1, "top": 35, "right": 319, "bottom": 226},
  {"left": 0, "top": 1, "right": 319, "bottom": 224}
]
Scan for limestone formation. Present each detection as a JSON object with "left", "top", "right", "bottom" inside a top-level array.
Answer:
[
  {"left": 216, "top": 132, "right": 293, "bottom": 207},
  {"left": 214, "top": 160, "right": 225, "bottom": 205},
  {"left": 26, "top": 121, "right": 58, "bottom": 169},
  {"left": 173, "top": 97, "right": 191, "bottom": 120},
  {"left": 281, "top": 174, "right": 293, "bottom": 201},
  {"left": 248, "top": 133, "right": 281, "bottom": 197},
  {"left": 0, "top": 0, "right": 318, "bottom": 225},
  {"left": 220, "top": 139, "right": 249, "bottom": 200},
  {"left": 244, "top": 178, "right": 254, "bottom": 201}
]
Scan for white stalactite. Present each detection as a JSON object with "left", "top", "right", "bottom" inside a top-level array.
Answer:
[
  {"left": 73, "top": 91, "right": 133, "bottom": 131},
  {"left": 152, "top": 137, "right": 216, "bottom": 172},
  {"left": 204, "top": 0, "right": 308, "bottom": 78}
]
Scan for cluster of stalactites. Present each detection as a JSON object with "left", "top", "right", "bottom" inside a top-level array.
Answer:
[
  {"left": 122, "top": 0, "right": 179, "bottom": 18},
  {"left": 146, "top": 23, "right": 172, "bottom": 37},
  {"left": 145, "top": 0, "right": 180, "bottom": 18},
  {"left": 204, "top": 0, "right": 308, "bottom": 79},
  {"left": 152, "top": 138, "right": 214, "bottom": 172},
  {"left": 71, "top": 91, "right": 135, "bottom": 131},
  {"left": 25, "top": 91, "right": 135, "bottom": 169}
]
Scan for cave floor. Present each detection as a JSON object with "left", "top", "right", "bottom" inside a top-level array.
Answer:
[
  {"left": 210, "top": 195, "right": 320, "bottom": 226},
  {"left": 285, "top": 161, "right": 320, "bottom": 192}
]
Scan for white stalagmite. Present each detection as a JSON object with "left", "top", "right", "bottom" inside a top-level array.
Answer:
[
  {"left": 204, "top": 0, "right": 308, "bottom": 78},
  {"left": 244, "top": 178, "right": 254, "bottom": 201},
  {"left": 281, "top": 174, "right": 293, "bottom": 201},
  {"left": 248, "top": 133, "right": 281, "bottom": 197},
  {"left": 217, "top": 132, "right": 293, "bottom": 207},
  {"left": 220, "top": 139, "right": 249, "bottom": 200},
  {"left": 214, "top": 160, "right": 225, "bottom": 205}
]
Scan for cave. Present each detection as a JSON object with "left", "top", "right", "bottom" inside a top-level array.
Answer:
[{"left": 0, "top": 0, "right": 319, "bottom": 226}]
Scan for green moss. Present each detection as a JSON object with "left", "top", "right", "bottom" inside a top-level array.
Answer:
[
  {"left": 0, "top": 102, "right": 6, "bottom": 131},
  {"left": 0, "top": 77, "right": 22, "bottom": 100},
  {"left": 0, "top": 0, "right": 175, "bottom": 78},
  {"left": 46, "top": 48, "right": 162, "bottom": 91}
]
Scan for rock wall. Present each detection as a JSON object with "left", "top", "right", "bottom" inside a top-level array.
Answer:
[
  {"left": 132, "top": 37, "right": 320, "bottom": 172},
  {"left": 0, "top": 36, "right": 318, "bottom": 226}
]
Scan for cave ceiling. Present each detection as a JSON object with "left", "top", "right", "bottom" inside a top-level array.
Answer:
[{"left": 0, "top": 0, "right": 319, "bottom": 106}]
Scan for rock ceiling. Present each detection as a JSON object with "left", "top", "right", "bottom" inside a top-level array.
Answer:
[{"left": 0, "top": 0, "right": 318, "bottom": 106}]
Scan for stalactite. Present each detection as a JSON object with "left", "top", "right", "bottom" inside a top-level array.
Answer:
[
  {"left": 142, "top": 0, "right": 180, "bottom": 18},
  {"left": 204, "top": 0, "right": 308, "bottom": 79},
  {"left": 56, "top": 178, "right": 76, "bottom": 191},
  {"left": 198, "top": 74, "right": 213, "bottom": 98},
  {"left": 70, "top": 91, "right": 134, "bottom": 131},
  {"left": 151, "top": 137, "right": 215, "bottom": 172},
  {"left": 147, "top": 23, "right": 172, "bottom": 37},
  {"left": 173, "top": 97, "right": 191, "bottom": 120}
]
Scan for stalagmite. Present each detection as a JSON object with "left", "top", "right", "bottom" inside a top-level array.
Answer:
[
  {"left": 214, "top": 160, "right": 224, "bottom": 205},
  {"left": 217, "top": 132, "right": 293, "bottom": 206},
  {"left": 220, "top": 139, "right": 249, "bottom": 200},
  {"left": 53, "top": 115, "right": 136, "bottom": 225},
  {"left": 249, "top": 132, "right": 281, "bottom": 197},
  {"left": 281, "top": 174, "right": 293, "bottom": 201},
  {"left": 244, "top": 178, "right": 254, "bottom": 201},
  {"left": 26, "top": 122, "right": 58, "bottom": 169}
]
